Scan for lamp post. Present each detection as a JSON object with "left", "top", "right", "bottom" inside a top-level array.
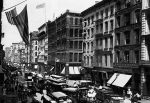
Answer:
[{"left": 65, "top": 63, "right": 69, "bottom": 80}]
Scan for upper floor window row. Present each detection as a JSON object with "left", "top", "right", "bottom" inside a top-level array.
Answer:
[{"left": 70, "top": 17, "right": 82, "bottom": 25}]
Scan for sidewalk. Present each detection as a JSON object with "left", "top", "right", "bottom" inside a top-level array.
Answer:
[{"left": 138, "top": 99, "right": 150, "bottom": 103}]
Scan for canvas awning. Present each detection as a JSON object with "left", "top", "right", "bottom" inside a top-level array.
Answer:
[
  {"left": 112, "top": 74, "right": 132, "bottom": 87},
  {"left": 107, "top": 73, "right": 119, "bottom": 84},
  {"left": 61, "top": 66, "right": 81, "bottom": 75},
  {"left": 37, "top": 74, "right": 43, "bottom": 78},
  {"left": 52, "top": 92, "right": 67, "bottom": 98}
]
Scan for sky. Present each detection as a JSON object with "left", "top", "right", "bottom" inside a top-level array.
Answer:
[{"left": 2, "top": 0, "right": 100, "bottom": 48}]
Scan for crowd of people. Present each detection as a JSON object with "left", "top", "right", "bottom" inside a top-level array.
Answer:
[{"left": 1, "top": 61, "right": 143, "bottom": 103}]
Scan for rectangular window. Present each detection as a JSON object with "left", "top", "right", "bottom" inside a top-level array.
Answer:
[
  {"left": 100, "top": 38, "right": 103, "bottom": 49},
  {"left": 79, "top": 41, "right": 82, "bottom": 49},
  {"left": 110, "top": 37, "right": 113, "bottom": 48},
  {"left": 96, "top": 25, "right": 99, "bottom": 33},
  {"left": 80, "top": 18, "right": 82, "bottom": 25},
  {"left": 79, "top": 53, "right": 82, "bottom": 62},
  {"left": 135, "top": 29, "right": 140, "bottom": 44},
  {"left": 70, "top": 17, "right": 73, "bottom": 25},
  {"left": 74, "top": 53, "right": 78, "bottom": 62},
  {"left": 91, "top": 56, "right": 93, "bottom": 66},
  {"left": 75, "top": 18, "right": 78, "bottom": 25},
  {"left": 135, "top": 9, "right": 140, "bottom": 23},
  {"left": 35, "top": 52, "right": 37, "bottom": 56},
  {"left": 117, "top": 16, "right": 120, "bottom": 27},
  {"left": 69, "top": 53, "right": 73, "bottom": 62},
  {"left": 110, "top": 6, "right": 114, "bottom": 16},
  {"left": 124, "top": 51, "right": 129, "bottom": 63},
  {"left": 105, "top": 55, "right": 107, "bottom": 66},
  {"left": 75, "top": 29, "right": 78, "bottom": 37},
  {"left": 101, "top": 10, "right": 103, "bottom": 19},
  {"left": 105, "top": 38, "right": 108, "bottom": 49},
  {"left": 100, "top": 23, "right": 103, "bottom": 33},
  {"left": 91, "top": 28, "right": 94, "bottom": 38},
  {"left": 91, "top": 42, "right": 93, "bottom": 52},
  {"left": 116, "top": 33, "right": 120, "bottom": 45},
  {"left": 105, "top": 8, "right": 108, "bottom": 18},
  {"left": 35, "top": 58, "right": 38, "bottom": 62},
  {"left": 87, "top": 42, "right": 89, "bottom": 52},
  {"left": 35, "top": 41, "right": 38, "bottom": 45},
  {"left": 70, "top": 29, "right": 73, "bottom": 37},
  {"left": 110, "top": 54, "right": 113, "bottom": 67},
  {"left": 88, "top": 29, "right": 90, "bottom": 37},
  {"left": 135, "top": 51, "right": 139, "bottom": 63},
  {"left": 79, "top": 29, "right": 82, "bottom": 37},
  {"left": 83, "top": 19, "right": 87, "bottom": 27},
  {"left": 124, "top": 13, "right": 130, "bottom": 26},
  {"left": 69, "top": 41, "right": 73, "bottom": 49},
  {"left": 74, "top": 41, "right": 78, "bottom": 49},
  {"left": 116, "top": 51, "right": 120, "bottom": 63},
  {"left": 96, "top": 12, "right": 99, "bottom": 20},
  {"left": 35, "top": 46, "right": 37, "bottom": 50},
  {"left": 105, "top": 22, "right": 108, "bottom": 32},
  {"left": 88, "top": 17, "right": 90, "bottom": 25},
  {"left": 91, "top": 15, "right": 94, "bottom": 24},
  {"left": 125, "top": 31, "right": 130, "bottom": 45},
  {"left": 110, "top": 20, "right": 114, "bottom": 31}
]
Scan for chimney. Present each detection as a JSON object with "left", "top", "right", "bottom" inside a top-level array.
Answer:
[
  {"left": 95, "top": 1, "right": 99, "bottom": 4},
  {"left": 66, "top": 9, "right": 69, "bottom": 13}
]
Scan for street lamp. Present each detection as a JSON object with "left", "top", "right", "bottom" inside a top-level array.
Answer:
[{"left": 65, "top": 63, "right": 69, "bottom": 80}]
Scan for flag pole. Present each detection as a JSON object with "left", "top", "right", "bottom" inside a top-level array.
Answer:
[{"left": 3, "top": 0, "right": 27, "bottom": 12}]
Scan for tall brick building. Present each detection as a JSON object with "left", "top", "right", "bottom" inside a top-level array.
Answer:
[
  {"left": 81, "top": 0, "right": 115, "bottom": 86},
  {"left": 48, "top": 10, "right": 83, "bottom": 76}
]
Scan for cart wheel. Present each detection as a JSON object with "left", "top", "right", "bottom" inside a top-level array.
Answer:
[{"left": 103, "top": 99, "right": 110, "bottom": 103}]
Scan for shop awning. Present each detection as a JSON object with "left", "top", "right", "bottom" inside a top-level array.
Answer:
[
  {"left": 112, "top": 74, "right": 132, "bottom": 87},
  {"left": 61, "top": 66, "right": 80, "bottom": 75},
  {"left": 69, "top": 66, "right": 74, "bottom": 74},
  {"left": 107, "top": 73, "right": 118, "bottom": 84},
  {"left": 74, "top": 66, "right": 80, "bottom": 74}
]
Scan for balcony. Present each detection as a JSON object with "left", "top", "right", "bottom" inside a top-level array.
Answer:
[
  {"left": 109, "top": 47, "right": 113, "bottom": 51},
  {"left": 103, "top": 32, "right": 113, "bottom": 38},
  {"left": 94, "top": 18, "right": 103, "bottom": 24},
  {"left": 114, "top": 44, "right": 140, "bottom": 51},
  {"left": 113, "top": 62, "right": 139, "bottom": 68},
  {"left": 95, "top": 32, "right": 103, "bottom": 39},
  {"left": 95, "top": 48, "right": 102, "bottom": 55},
  {"left": 115, "top": 22, "right": 141, "bottom": 33},
  {"left": 104, "top": 48, "right": 108, "bottom": 51},
  {"left": 116, "top": 2, "right": 141, "bottom": 16},
  {"left": 95, "top": 48, "right": 112, "bottom": 55}
]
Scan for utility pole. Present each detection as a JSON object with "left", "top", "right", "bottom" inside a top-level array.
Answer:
[{"left": 0, "top": 0, "right": 4, "bottom": 95}]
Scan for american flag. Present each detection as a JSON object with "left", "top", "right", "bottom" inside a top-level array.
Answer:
[
  {"left": 13, "top": 5, "right": 29, "bottom": 45},
  {"left": 5, "top": 7, "right": 17, "bottom": 25}
]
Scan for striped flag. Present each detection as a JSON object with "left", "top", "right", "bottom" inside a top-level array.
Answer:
[
  {"left": 36, "top": 3, "right": 45, "bottom": 9},
  {"left": 13, "top": 5, "right": 29, "bottom": 45},
  {"left": 5, "top": 7, "right": 17, "bottom": 25}
]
